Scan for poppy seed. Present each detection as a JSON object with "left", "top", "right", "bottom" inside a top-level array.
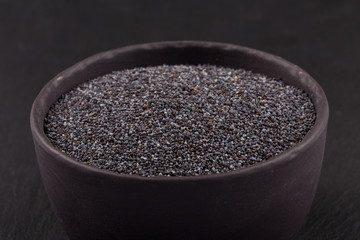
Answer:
[{"left": 44, "top": 64, "right": 316, "bottom": 177}]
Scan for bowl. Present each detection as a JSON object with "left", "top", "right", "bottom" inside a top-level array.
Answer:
[{"left": 30, "top": 41, "right": 329, "bottom": 240}]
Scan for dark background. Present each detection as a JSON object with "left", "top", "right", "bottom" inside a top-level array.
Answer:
[{"left": 1, "top": 0, "right": 359, "bottom": 239}]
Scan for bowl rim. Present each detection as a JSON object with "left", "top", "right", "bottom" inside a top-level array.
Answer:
[{"left": 30, "top": 40, "right": 329, "bottom": 182}]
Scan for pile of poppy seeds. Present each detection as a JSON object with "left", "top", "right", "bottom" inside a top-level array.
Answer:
[{"left": 45, "top": 64, "right": 316, "bottom": 177}]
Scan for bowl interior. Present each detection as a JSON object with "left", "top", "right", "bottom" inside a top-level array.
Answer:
[{"left": 30, "top": 41, "right": 329, "bottom": 180}]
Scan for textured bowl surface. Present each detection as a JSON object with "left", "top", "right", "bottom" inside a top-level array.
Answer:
[{"left": 30, "top": 41, "right": 329, "bottom": 240}]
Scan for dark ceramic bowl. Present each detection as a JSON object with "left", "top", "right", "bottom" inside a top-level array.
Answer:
[{"left": 30, "top": 41, "right": 329, "bottom": 240}]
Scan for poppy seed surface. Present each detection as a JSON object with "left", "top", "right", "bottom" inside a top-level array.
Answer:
[{"left": 45, "top": 64, "right": 316, "bottom": 177}]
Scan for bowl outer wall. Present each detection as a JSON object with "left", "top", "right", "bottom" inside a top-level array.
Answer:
[{"left": 30, "top": 41, "right": 329, "bottom": 240}]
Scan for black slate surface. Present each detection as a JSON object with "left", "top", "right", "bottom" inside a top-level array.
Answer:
[{"left": 0, "top": 0, "right": 359, "bottom": 239}]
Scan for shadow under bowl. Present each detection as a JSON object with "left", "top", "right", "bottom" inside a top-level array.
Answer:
[{"left": 30, "top": 41, "right": 329, "bottom": 240}]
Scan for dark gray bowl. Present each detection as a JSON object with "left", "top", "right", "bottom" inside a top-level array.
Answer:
[{"left": 30, "top": 41, "right": 329, "bottom": 240}]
